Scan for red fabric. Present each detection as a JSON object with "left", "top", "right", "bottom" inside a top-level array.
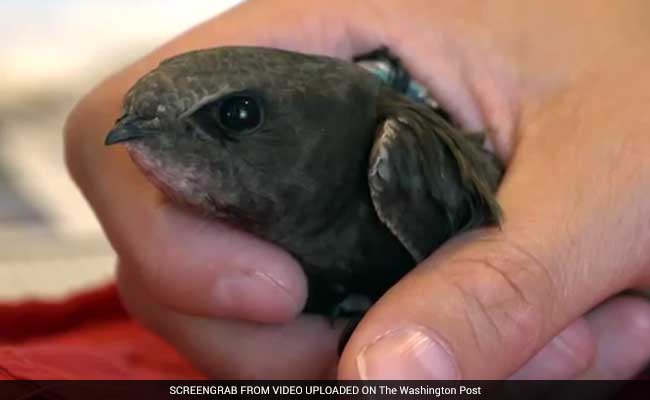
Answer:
[
  {"left": 0, "top": 284, "right": 648, "bottom": 381},
  {"left": 0, "top": 284, "right": 204, "bottom": 380}
]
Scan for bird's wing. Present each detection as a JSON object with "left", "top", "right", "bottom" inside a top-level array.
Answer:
[{"left": 368, "top": 99, "right": 503, "bottom": 262}]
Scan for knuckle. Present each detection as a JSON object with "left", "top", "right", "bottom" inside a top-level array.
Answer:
[{"left": 441, "top": 236, "right": 557, "bottom": 356}]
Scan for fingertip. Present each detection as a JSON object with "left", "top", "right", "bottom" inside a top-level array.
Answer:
[
  {"left": 125, "top": 204, "right": 308, "bottom": 323},
  {"left": 349, "top": 325, "right": 460, "bottom": 380},
  {"left": 210, "top": 263, "right": 306, "bottom": 323},
  {"left": 585, "top": 295, "right": 650, "bottom": 379},
  {"left": 509, "top": 317, "right": 595, "bottom": 380}
]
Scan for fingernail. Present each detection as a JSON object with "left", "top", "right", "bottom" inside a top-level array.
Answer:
[
  {"left": 213, "top": 270, "right": 300, "bottom": 321},
  {"left": 356, "top": 327, "right": 459, "bottom": 380}
]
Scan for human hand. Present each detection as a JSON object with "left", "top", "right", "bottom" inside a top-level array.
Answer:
[{"left": 65, "top": 0, "right": 650, "bottom": 379}]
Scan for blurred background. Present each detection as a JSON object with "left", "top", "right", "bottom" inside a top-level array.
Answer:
[{"left": 0, "top": 0, "right": 241, "bottom": 301}]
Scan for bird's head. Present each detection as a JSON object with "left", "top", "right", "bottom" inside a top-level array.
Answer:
[{"left": 105, "top": 46, "right": 380, "bottom": 230}]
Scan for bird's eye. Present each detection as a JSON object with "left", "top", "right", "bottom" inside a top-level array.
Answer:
[
  {"left": 217, "top": 95, "right": 262, "bottom": 132},
  {"left": 185, "top": 91, "right": 264, "bottom": 142}
]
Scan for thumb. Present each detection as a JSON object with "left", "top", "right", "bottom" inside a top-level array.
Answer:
[{"left": 338, "top": 228, "right": 568, "bottom": 379}]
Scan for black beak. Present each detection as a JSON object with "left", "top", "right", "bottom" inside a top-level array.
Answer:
[{"left": 105, "top": 121, "right": 155, "bottom": 146}]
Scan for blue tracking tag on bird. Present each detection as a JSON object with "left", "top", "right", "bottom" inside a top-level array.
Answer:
[{"left": 354, "top": 50, "right": 439, "bottom": 109}]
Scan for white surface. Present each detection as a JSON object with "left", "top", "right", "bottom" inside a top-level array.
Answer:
[
  {"left": 0, "top": 0, "right": 242, "bottom": 93},
  {"left": 0, "top": 0, "right": 241, "bottom": 300}
]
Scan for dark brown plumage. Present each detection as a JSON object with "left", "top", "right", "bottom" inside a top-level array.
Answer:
[{"left": 105, "top": 46, "right": 503, "bottom": 317}]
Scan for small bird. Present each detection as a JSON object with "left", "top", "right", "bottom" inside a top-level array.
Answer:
[{"left": 105, "top": 46, "right": 503, "bottom": 322}]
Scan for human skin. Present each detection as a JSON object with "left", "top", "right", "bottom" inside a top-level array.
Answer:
[{"left": 65, "top": 0, "right": 650, "bottom": 379}]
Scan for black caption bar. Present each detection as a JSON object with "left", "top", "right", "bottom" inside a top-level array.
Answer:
[{"left": 0, "top": 380, "right": 648, "bottom": 400}]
